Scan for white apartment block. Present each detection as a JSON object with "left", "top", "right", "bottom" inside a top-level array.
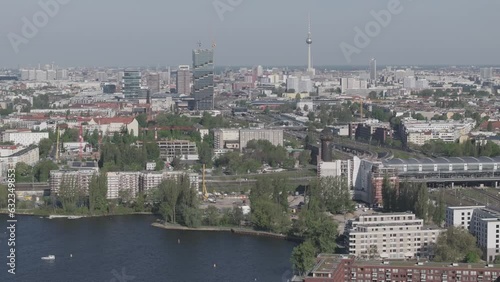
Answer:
[
  {"left": 445, "top": 206, "right": 484, "bottom": 230},
  {"left": 213, "top": 129, "right": 240, "bottom": 149},
  {"left": 318, "top": 160, "right": 353, "bottom": 188},
  {"left": 239, "top": 129, "right": 284, "bottom": 149},
  {"left": 346, "top": 213, "right": 443, "bottom": 259},
  {"left": 401, "top": 118, "right": 475, "bottom": 146},
  {"left": 49, "top": 170, "right": 96, "bottom": 194},
  {"left": 446, "top": 206, "right": 500, "bottom": 262},
  {"left": 107, "top": 172, "right": 140, "bottom": 200},
  {"left": 0, "top": 146, "right": 39, "bottom": 183},
  {"left": 2, "top": 130, "right": 49, "bottom": 146}
]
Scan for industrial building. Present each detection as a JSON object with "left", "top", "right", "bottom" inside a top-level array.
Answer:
[
  {"left": 353, "top": 156, "right": 500, "bottom": 206},
  {"left": 304, "top": 254, "right": 500, "bottom": 282},
  {"left": 345, "top": 213, "right": 443, "bottom": 260}
]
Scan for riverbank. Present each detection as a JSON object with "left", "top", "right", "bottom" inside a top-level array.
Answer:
[
  {"left": 151, "top": 222, "right": 303, "bottom": 242},
  {"left": 0, "top": 209, "right": 154, "bottom": 218}
]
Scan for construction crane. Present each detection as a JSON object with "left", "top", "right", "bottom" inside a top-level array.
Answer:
[
  {"left": 202, "top": 164, "right": 209, "bottom": 201},
  {"left": 79, "top": 122, "right": 83, "bottom": 161},
  {"left": 55, "top": 125, "right": 60, "bottom": 163}
]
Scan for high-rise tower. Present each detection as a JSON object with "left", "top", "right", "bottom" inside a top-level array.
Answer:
[
  {"left": 306, "top": 14, "right": 315, "bottom": 76},
  {"left": 192, "top": 43, "right": 215, "bottom": 110},
  {"left": 370, "top": 58, "right": 377, "bottom": 82}
]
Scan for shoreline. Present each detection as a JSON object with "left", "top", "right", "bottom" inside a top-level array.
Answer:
[
  {"left": 0, "top": 210, "right": 154, "bottom": 218},
  {"left": 151, "top": 222, "right": 303, "bottom": 242}
]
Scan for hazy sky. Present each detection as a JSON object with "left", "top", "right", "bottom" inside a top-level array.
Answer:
[{"left": 0, "top": 0, "right": 499, "bottom": 68}]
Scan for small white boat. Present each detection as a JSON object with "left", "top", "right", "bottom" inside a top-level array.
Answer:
[
  {"left": 41, "top": 255, "right": 55, "bottom": 260},
  {"left": 68, "top": 216, "right": 82, "bottom": 219}
]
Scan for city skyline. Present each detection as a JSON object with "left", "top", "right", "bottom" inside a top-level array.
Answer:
[{"left": 0, "top": 0, "right": 499, "bottom": 68}]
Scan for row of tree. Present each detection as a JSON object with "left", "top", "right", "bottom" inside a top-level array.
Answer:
[
  {"left": 421, "top": 140, "right": 500, "bottom": 158},
  {"left": 289, "top": 176, "right": 354, "bottom": 275},
  {"left": 382, "top": 180, "right": 445, "bottom": 225}
]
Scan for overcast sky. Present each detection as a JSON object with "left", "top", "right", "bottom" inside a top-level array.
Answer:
[{"left": 0, "top": 0, "right": 499, "bottom": 68}]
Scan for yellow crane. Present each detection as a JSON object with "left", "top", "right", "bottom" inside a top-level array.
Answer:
[{"left": 55, "top": 125, "right": 60, "bottom": 163}]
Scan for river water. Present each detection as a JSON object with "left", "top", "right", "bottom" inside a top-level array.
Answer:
[{"left": 0, "top": 215, "right": 296, "bottom": 282}]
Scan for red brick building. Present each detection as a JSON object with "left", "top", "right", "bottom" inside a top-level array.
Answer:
[{"left": 304, "top": 254, "right": 500, "bottom": 282}]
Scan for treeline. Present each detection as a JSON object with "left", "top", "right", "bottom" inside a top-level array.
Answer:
[
  {"left": 290, "top": 176, "right": 355, "bottom": 275},
  {"left": 35, "top": 172, "right": 121, "bottom": 215},
  {"left": 99, "top": 132, "right": 162, "bottom": 172},
  {"left": 434, "top": 227, "right": 482, "bottom": 263},
  {"left": 421, "top": 140, "right": 500, "bottom": 158},
  {"left": 150, "top": 175, "right": 201, "bottom": 227},
  {"left": 382, "top": 180, "right": 445, "bottom": 225},
  {"left": 214, "top": 140, "right": 296, "bottom": 174},
  {"left": 249, "top": 177, "right": 290, "bottom": 233},
  {"left": 15, "top": 160, "right": 58, "bottom": 183}
]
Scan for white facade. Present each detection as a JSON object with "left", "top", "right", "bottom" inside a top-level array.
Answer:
[
  {"left": 36, "top": 70, "right": 47, "bottom": 81},
  {"left": 107, "top": 172, "right": 140, "bottom": 199},
  {"left": 2, "top": 131, "right": 49, "bottom": 146},
  {"left": 0, "top": 146, "right": 39, "bottom": 182},
  {"left": 318, "top": 160, "right": 353, "bottom": 188},
  {"left": 286, "top": 76, "right": 299, "bottom": 92},
  {"left": 446, "top": 206, "right": 500, "bottom": 262},
  {"left": 402, "top": 118, "right": 475, "bottom": 146},
  {"left": 415, "top": 79, "right": 429, "bottom": 89},
  {"left": 299, "top": 77, "right": 313, "bottom": 93},
  {"left": 403, "top": 77, "right": 416, "bottom": 89},
  {"left": 346, "top": 213, "right": 443, "bottom": 259}
]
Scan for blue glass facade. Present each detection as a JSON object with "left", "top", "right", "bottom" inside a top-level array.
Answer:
[{"left": 192, "top": 49, "right": 214, "bottom": 110}]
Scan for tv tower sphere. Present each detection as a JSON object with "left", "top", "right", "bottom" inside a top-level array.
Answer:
[{"left": 306, "top": 36, "right": 312, "bottom": 45}]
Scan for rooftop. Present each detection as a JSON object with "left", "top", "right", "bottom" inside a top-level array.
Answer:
[{"left": 383, "top": 156, "right": 500, "bottom": 166}]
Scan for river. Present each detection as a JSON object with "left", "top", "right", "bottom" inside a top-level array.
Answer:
[{"left": 0, "top": 215, "right": 297, "bottom": 282}]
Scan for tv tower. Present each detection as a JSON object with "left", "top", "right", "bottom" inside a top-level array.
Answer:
[{"left": 306, "top": 13, "right": 315, "bottom": 76}]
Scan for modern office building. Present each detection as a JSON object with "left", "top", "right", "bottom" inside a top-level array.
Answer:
[
  {"left": 370, "top": 58, "right": 377, "bottom": 81},
  {"left": 122, "top": 70, "right": 142, "bottom": 98},
  {"left": 481, "top": 67, "right": 494, "bottom": 80},
  {"left": 304, "top": 254, "right": 500, "bottom": 282},
  {"left": 345, "top": 213, "right": 443, "bottom": 260},
  {"left": 192, "top": 48, "right": 215, "bottom": 110},
  {"left": 446, "top": 206, "right": 500, "bottom": 262},
  {"left": 176, "top": 65, "right": 191, "bottom": 95},
  {"left": 147, "top": 73, "right": 161, "bottom": 94}
]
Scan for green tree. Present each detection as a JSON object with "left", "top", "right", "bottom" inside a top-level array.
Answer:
[
  {"left": 434, "top": 227, "right": 482, "bottom": 263},
  {"left": 0, "top": 185, "right": 8, "bottom": 209},
  {"left": 34, "top": 159, "right": 58, "bottom": 182},
  {"left": 432, "top": 191, "right": 446, "bottom": 226},
  {"left": 291, "top": 240, "right": 317, "bottom": 276},
  {"left": 88, "top": 172, "right": 108, "bottom": 214},
  {"left": 298, "top": 150, "right": 312, "bottom": 166},
  {"left": 204, "top": 205, "right": 220, "bottom": 226},
  {"left": 414, "top": 184, "right": 430, "bottom": 222},
  {"left": 39, "top": 138, "right": 53, "bottom": 158},
  {"left": 198, "top": 141, "right": 214, "bottom": 167},
  {"left": 15, "top": 162, "right": 33, "bottom": 183},
  {"left": 58, "top": 176, "right": 86, "bottom": 213}
]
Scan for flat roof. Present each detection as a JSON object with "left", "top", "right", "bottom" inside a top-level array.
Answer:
[{"left": 384, "top": 156, "right": 500, "bottom": 166}]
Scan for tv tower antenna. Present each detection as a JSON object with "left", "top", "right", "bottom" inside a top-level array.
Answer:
[{"left": 306, "top": 13, "right": 315, "bottom": 76}]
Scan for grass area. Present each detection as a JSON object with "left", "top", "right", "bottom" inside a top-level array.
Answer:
[{"left": 391, "top": 150, "right": 413, "bottom": 159}]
